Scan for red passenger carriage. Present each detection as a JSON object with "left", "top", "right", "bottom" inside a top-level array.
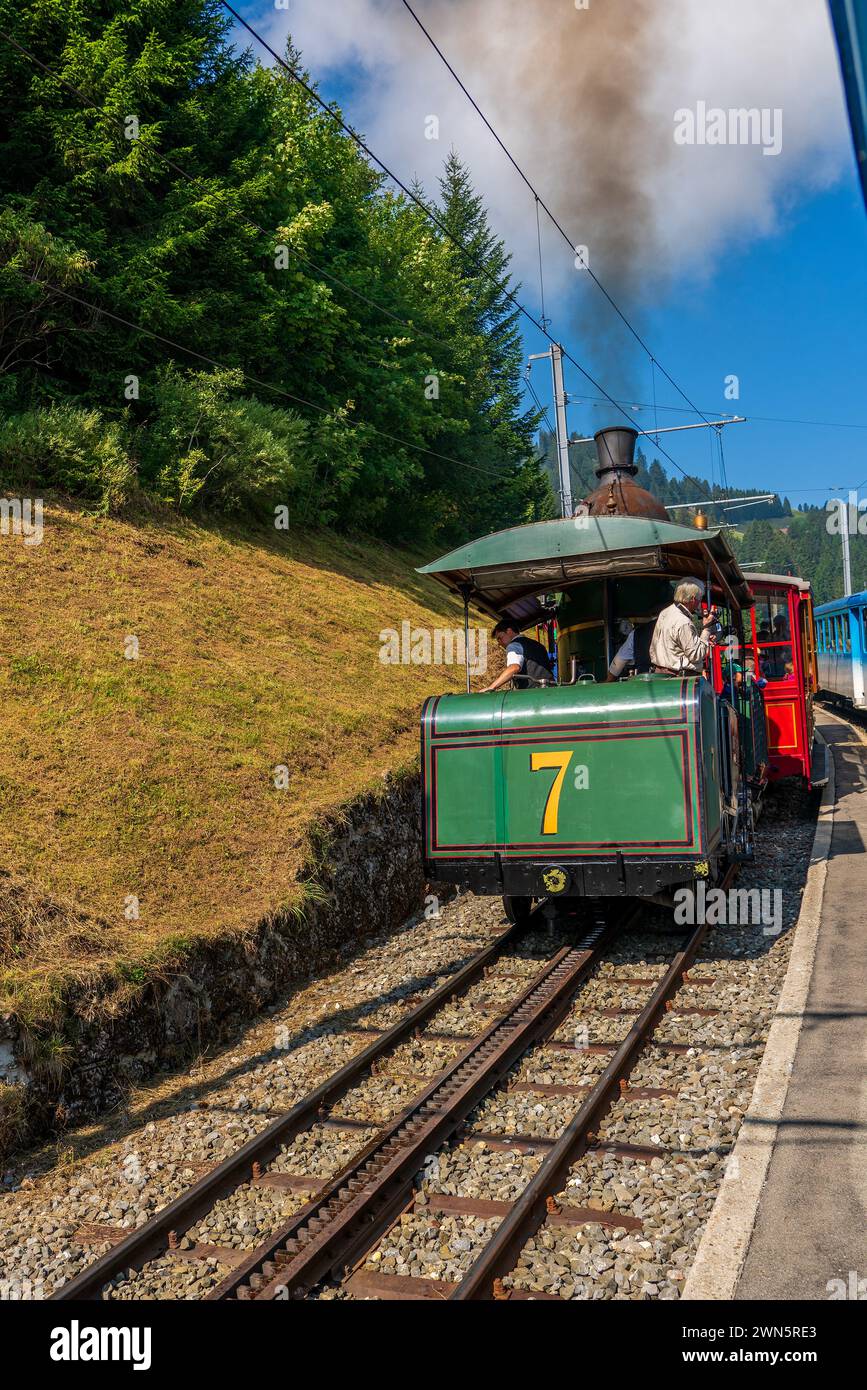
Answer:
[{"left": 711, "top": 572, "right": 824, "bottom": 787}]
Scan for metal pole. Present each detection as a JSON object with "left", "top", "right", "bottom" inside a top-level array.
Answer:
[
  {"left": 462, "top": 591, "right": 471, "bottom": 694},
  {"left": 550, "top": 344, "right": 573, "bottom": 517},
  {"left": 571, "top": 417, "right": 746, "bottom": 445},
  {"left": 840, "top": 497, "right": 853, "bottom": 595},
  {"left": 665, "top": 493, "right": 776, "bottom": 512}
]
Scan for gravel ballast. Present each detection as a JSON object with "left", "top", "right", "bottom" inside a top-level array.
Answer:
[{"left": 0, "top": 786, "right": 817, "bottom": 1300}]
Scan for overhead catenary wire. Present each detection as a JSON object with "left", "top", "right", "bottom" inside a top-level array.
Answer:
[
  {"left": 717, "top": 424, "right": 730, "bottom": 492},
  {"left": 220, "top": 1, "right": 717, "bottom": 499},
  {"left": 523, "top": 372, "right": 554, "bottom": 435},
  {"left": 398, "top": 0, "right": 718, "bottom": 433},
  {"left": 570, "top": 392, "right": 867, "bottom": 432},
  {"left": 397, "top": 0, "right": 867, "bottom": 505},
  {"left": 651, "top": 358, "right": 660, "bottom": 446},
  {"left": 534, "top": 196, "right": 549, "bottom": 332},
  {"left": 708, "top": 418, "right": 717, "bottom": 497}
]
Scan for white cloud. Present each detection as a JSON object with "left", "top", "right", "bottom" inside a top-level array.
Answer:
[
  {"left": 249, "top": 0, "right": 850, "bottom": 391},
  {"left": 255, "top": 0, "right": 848, "bottom": 277}
]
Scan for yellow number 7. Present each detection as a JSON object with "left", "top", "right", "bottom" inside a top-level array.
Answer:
[{"left": 530, "top": 751, "right": 573, "bottom": 834}]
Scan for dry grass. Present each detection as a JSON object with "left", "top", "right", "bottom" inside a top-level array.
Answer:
[{"left": 0, "top": 499, "right": 475, "bottom": 1022}]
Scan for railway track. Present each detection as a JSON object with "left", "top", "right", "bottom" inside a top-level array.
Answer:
[
  {"left": 54, "top": 874, "right": 733, "bottom": 1302},
  {"left": 450, "top": 912, "right": 720, "bottom": 1300},
  {"left": 52, "top": 902, "right": 618, "bottom": 1300},
  {"left": 308, "top": 900, "right": 724, "bottom": 1302}
]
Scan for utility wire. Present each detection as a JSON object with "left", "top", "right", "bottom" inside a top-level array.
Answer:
[
  {"left": 570, "top": 392, "right": 867, "bottom": 432},
  {"left": 717, "top": 425, "right": 730, "bottom": 492},
  {"left": 398, "top": 0, "right": 717, "bottom": 431},
  {"left": 534, "top": 196, "right": 549, "bottom": 331},
  {"left": 9, "top": 267, "right": 513, "bottom": 480},
  {"left": 523, "top": 372, "right": 554, "bottom": 434},
  {"left": 220, "top": 1, "right": 712, "bottom": 496}
]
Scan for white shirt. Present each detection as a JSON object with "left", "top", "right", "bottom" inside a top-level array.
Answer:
[
  {"left": 649, "top": 602, "right": 710, "bottom": 674},
  {"left": 505, "top": 641, "right": 525, "bottom": 670}
]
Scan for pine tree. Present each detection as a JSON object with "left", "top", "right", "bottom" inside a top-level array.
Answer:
[
  {"left": 0, "top": 3, "right": 554, "bottom": 541},
  {"left": 430, "top": 150, "right": 551, "bottom": 537}
]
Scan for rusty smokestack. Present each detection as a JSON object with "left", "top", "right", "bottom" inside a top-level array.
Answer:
[
  {"left": 594, "top": 426, "right": 639, "bottom": 477},
  {"left": 585, "top": 425, "right": 667, "bottom": 520}
]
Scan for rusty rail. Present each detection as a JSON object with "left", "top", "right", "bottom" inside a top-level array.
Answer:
[
  {"left": 52, "top": 911, "right": 533, "bottom": 1300},
  {"left": 211, "top": 910, "right": 629, "bottom": 1300}
]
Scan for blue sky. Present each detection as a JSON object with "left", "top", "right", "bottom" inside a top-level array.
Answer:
[
  {"left": 555, "top": 178, "right": 867, "bottom": 503},
  {"left": 226, "top": 0, "right": 867, "bottom": 507}
]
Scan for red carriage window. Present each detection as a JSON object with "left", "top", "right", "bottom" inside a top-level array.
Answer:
[{"left": 750, "top": 586, "right": 795, "bottom": 683}]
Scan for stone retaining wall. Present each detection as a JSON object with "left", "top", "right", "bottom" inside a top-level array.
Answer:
[{"left": 0, "top": 768, "right": 425, "bottom": 1161}]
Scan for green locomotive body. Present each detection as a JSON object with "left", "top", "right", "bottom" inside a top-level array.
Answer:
[{"left": 422, "top": 675, "right": 734, "bottom": 901}]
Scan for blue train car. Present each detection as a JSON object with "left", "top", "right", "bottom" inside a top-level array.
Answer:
[{"left": 815, "top": 593, "right": 867, "bottom": 709}]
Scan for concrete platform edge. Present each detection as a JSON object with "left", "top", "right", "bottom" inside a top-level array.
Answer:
[{"left": 681, "top": 730, "right": 836, "bottom": 1301}]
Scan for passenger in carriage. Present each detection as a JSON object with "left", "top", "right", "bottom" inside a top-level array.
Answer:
[
  {"left": 745, "top": 656, "right": 768, "bottom": 690},
  {"left": 649, "top": 578, "right": 718, "bottom": 676},
  {"left": 607, "top": 618, "right": 656, "bottom": 680}
]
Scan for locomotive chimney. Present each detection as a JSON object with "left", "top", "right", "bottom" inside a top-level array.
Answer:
[
  {"left": 594, "top": 426, "right": 639, "bottom": 478},
  {"left": 584, "top": 424, "right": 668, "bottom": 520}
]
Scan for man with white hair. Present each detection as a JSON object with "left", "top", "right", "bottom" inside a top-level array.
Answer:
[{"left": 649, "top": 578, "right": 717, "bottom": 675}]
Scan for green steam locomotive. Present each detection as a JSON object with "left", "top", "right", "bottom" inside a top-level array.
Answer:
[{"left": 418, "top": 426, "right": 767, "bottom": 921}]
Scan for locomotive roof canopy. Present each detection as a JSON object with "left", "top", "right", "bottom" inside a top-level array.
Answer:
[{"left": 418, "top": 514, "right": 754, "bottom": 625}]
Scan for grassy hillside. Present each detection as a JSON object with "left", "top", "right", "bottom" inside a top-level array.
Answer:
[{"left": 0, "top": 500, "right": 476, "bottom": 1020}]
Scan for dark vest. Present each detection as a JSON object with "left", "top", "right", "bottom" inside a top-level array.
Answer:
[{"left": 510, "top": 635, "right": 554, "bottom": 688}]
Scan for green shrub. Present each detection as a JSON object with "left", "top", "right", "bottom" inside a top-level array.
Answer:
[
  {"left": 138, "top": 366, "right": 312, "bottom": 517},
  {"left": 0, "top": 404, "right": 134, "bottom": 512}
]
